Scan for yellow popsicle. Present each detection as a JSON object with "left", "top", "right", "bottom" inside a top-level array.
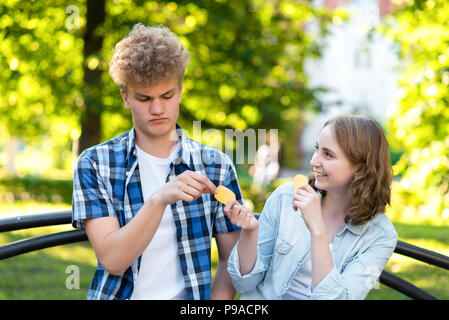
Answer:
[
  {"left": 214, "top": 185, "right": 236, "bottom": 204},
  {"left": 293, "top": 174, "right": 308, "bottom": 193}
]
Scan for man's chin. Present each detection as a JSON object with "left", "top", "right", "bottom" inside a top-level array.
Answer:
[{"left": 142, "top": 125, "right": 177, "bottom": 140}]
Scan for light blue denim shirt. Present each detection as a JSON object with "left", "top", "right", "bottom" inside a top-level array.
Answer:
[{"left": 228, "top": 181, "right": 398, "bottom": 300}]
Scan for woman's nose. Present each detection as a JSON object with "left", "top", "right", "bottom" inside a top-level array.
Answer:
[{"left": 309, "top": 151, "right": 320, "bottom": 168}]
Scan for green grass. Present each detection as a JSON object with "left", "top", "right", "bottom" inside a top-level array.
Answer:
[
  {"left": 0, "top": 202, "right": 97, "bottom": 299},
  {"left": 1, "top": 202, "right": 448, "bottom": 299},
  {"left": 366, "top": 223, "right": 449, "bottom": 300}
]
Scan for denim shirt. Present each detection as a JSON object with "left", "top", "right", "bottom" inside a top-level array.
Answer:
[{"left": 228, "top": 181, "right": 398, "bottom": 300}]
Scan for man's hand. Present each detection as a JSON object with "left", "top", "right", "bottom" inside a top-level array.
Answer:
[{"left": 152, "top": 170, "right": 217, "bottom": 207}]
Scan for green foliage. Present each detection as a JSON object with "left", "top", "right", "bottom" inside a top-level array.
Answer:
[
  {"left": 0, "top": 176, "right": 73, "bottom": 204},
  {"left": 380, "top": 0, "right": 449, "bottom": 223},
  {"left": 0, "top": 0, "right": 83, "bottom": 143},
  {"left": 0, "top": 0, "right": 341, "bottom": 170}
]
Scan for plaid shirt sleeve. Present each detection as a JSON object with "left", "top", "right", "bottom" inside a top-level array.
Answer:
[
  {"left": 213, "top": 154, "right": 243, "bottom": 235},
  {"left": 72, "top": 152, "right": 116, "bottom": 230}
]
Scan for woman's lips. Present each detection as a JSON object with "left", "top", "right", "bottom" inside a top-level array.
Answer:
[{"left": 314, "top": 172, "right": 327, "bottom": 177}]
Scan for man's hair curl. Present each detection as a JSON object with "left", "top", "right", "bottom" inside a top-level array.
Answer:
[{"left": 109, "top": 23, "right": 190, "bottom": 92}]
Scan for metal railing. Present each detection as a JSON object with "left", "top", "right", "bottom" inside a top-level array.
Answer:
[{"left": 1, "top": 211, "right": 448, "bottom": 300}]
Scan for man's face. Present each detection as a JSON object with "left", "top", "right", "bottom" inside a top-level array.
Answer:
[{"left": 121, "top": 78, "right": 181, "bottom": 142}]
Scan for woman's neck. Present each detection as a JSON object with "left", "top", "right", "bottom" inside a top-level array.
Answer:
[{"left": 321, "top": 190, "right": 351, "bottom": 222}]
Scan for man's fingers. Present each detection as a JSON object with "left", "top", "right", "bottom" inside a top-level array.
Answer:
[
  {"left": 184, "top": 179, "right": 206, "bottom": 194},
  {"left": 182, "top": 184, "right": 202, "bottom": 200},
  {"left": 190, "top": 172, "right": 217, "bottom": 194}
]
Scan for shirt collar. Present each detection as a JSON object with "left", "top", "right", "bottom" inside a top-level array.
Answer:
[
  {"left": 127, "top": 125, "right": 196, "bottom": 171},
  {"left": 344, "top": 219, "right": 367, "bottom": 236}
]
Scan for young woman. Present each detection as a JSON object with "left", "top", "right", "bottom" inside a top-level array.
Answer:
[{"left": 226, "top": 115, "right": 398, "bottom": 299}]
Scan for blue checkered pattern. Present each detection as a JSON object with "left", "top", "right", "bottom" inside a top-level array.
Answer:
[{"left": 72, "top": 126, "right": 242, "bottom": 300}]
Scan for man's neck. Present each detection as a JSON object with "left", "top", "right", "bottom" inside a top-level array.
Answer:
[{"left": 134, "top": 128, "right": 179, "bottom": 158}]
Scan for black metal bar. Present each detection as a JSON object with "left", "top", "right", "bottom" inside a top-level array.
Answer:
[
  {"left": 0, "top": 211, "right": 72, "bottom": 232},
  {"left": 0, "top": 211, "right": 447, "bottom": 301},
  {"left": 379, "top": 270, "right": 438, "bottom": 300},
  {"left": 395, "top": 240, "right": 449, "bottom": 270},
  {"left": 0, "top": 230, "right": 88, "bottom": 260}
]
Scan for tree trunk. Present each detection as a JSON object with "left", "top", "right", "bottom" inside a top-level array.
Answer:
[{"left": 78, "top": 0, "right": 106, "bottom": 154}]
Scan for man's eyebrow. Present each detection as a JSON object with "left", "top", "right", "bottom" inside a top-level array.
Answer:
[{"left": 134, "top": 88, "right": 176, "bottom": 98}]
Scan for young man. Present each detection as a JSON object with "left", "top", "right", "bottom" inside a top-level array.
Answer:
[{"left": 72, "top": 24, "right": 242, "bottom": 300}]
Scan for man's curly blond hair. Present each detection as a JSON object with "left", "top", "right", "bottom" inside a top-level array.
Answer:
[{"left": 109, "top": 23, "right": 190, "bottom": 93}]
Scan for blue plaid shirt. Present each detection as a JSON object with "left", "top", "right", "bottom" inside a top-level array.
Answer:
[{"left": 72, "top": 126, "right": 242, "bottom": 300}]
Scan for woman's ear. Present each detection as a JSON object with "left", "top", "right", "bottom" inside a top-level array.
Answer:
[{"left": 353, "top": 163, "right": 365, "bottom": 177}]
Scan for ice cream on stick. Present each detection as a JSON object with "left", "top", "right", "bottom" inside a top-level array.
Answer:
[
  {"left": 214, "top": 185, "right": 236, "bottom": 204},
  {"left": 293, "top": 174, "right": 308, "bottom": 193}
]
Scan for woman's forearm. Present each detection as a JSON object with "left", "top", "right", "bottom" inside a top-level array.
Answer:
[
  {"left": 237, "top": 229, "right": 258, "bottom": 276},
  {"left": 310, "top": 229, "right": 334, "bottom": 289}
]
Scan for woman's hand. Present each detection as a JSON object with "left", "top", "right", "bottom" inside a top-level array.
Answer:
[
  {"left": 224, "top": 199, "right": 259, "bottom": 231},
  {"left": 292, "top": 184, "right": 324, "bottom": 234},
  {"left": 224, "top": 199, "right": 259, "bottom": 276}
]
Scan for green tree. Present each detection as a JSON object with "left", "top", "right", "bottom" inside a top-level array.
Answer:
[
  {"left": 1, "top": 0, "right": 340, "bottom": 172},
  {"left": 381, "top": 0, "right": 449, "bottom": 222}
]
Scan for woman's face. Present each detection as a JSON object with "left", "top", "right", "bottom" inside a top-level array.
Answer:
[{"left": 310, "top": 125, "right": 357, "bottom": 194}]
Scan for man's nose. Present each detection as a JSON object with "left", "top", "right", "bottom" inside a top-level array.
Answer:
[{"left": 150, "top": 98, "right": 163, "bottom": 114}]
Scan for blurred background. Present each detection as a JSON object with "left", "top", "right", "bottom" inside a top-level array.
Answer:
[{"left": 0, "top": 0, "right": 448, "bottom": 299}]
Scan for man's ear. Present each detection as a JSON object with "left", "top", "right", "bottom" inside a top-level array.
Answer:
[{"left": 120, "top": 89, "right": 130, "bottom": 109}]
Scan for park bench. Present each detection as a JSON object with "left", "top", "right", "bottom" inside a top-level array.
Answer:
[{"left": 0, "top": 211, "right": 448, "bottom": 300}]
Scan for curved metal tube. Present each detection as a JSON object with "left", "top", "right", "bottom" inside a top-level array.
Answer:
[{"left": 0, "top": 229, "right": 87, "bottom": 260}]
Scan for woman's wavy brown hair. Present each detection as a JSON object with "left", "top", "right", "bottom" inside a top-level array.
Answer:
[{"left": 309, "top": 115, "right": 393, "bottom": 225}]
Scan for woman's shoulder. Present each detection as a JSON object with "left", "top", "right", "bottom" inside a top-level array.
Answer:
[
  {"left": 274, "top": 180, "right": 295, "bottom": 195},
  {"left": 367, "top": 213, "right": 398, "bottom": 239}
]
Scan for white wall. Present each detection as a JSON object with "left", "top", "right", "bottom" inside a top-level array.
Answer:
[{"left": 301, "top": 0, "right": 399, "bottom": 167}]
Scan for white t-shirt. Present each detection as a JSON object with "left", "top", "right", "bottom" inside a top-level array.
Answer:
[
  {"left": 130, "top": 144, "right": 187, "bottom": 300},
  {"left": 282, "top": 243, "right": 333, "bottom": 300}
]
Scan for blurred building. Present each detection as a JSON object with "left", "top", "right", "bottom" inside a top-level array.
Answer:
[{"left": 296, "top": 0, "right": 401, "bottom": 171}]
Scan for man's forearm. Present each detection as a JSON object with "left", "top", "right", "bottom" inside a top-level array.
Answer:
[
  {"left": 210, "top": 261, "right": 236, "bottom": 300},
  {"left": 91, "top": 194, "right": 167, "bottom": 275}
]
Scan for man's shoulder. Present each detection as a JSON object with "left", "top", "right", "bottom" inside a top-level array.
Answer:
[
  {"left": 183, "top": 136, "right": 233, "bottom": 167},
  {"left": 79, "top": 131, "right": 130, "bottom": 163}
]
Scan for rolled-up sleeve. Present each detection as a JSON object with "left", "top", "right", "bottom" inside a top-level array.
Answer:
[
  {"left": 227, "top": 188, "right": 281, "bottom": 293},
  {"left": 309, "top": 229, "right": 398, "bottom": 300},
  {"left": 72, "top": 154, "right": 116, "bottom": 230},
  {"left": 213, "top": 156, "right": 243, "bottom": 235},
  {"left": 227, "top": 243, "right": 267, "bottom": 293}
]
